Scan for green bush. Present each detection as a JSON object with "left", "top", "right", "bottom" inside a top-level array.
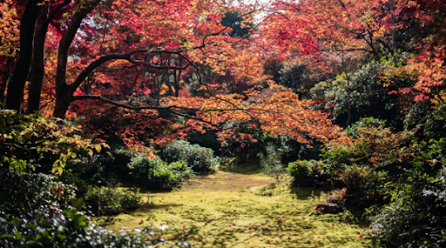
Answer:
[
  {"left": 310, "top": 55, "right": 413, "bottom": 129},
  {"left": 287, "top": 159, "right": 330, "bottom": 186},
  {"left": 370, "top": 166, "right": 446, "bottom": 247},
  {"left": 258, "top": 143, "right": 286, "bottom": 180},
  {"left": 162, "top": 140, "right": 218, "bottom": 172},
  {"left": 60, "top": 150, "right": 133, "bottom": 197},
  {"left": 129, "top": 153, "right": 193, "bottom": 189},
  {"left": 0, "top": 110, "right": 106, "bottom": 175},
  {"left": 0, "top": 168, "right": 77, "bottom": 219},
  {"left": 288, "top": 118, "right": 412, "bottom": 205},
  {"left": 0, "top": 168, "right": 148, "bottom": 248},
  {"left": 85, "top": 187, "right": 141, "bottom": 216},
  {"left": 369, "top": 135, "right": 446, "bottom": 247},
  {"left": 340, "top": 165, "right": 389, "bottom": 205}
]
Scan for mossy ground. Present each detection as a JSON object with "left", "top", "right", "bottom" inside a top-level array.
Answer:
[{"left": 98, "top": 163, "right": 374, "bottom": 247}]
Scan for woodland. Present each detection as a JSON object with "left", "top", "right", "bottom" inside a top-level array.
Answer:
[{"left": 1, "top": 0, "right": 446, "bottom": 247}]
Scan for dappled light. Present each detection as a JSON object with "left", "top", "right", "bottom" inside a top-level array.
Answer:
[{"left": 99, "top": 167, "right": 371, "bottom": 247}]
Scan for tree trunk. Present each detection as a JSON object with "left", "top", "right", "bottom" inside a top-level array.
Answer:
[
  {"left": 53, "top": 86, "right": 73, "bottom": 118},
  {"left": 390, "top": 0, "right": 397, "bottom": 52},
  {"left": 53, "top": 0, "right": 101, "bottom": 118},
  {"left": 28, "top": 3, "right": 50, "bottom": 113},
  {"left": 5, "top": 0, "right": 39, "bottom": 112},
  {"left": 0, "top": 57, "right": 14, "bottom": 103}
]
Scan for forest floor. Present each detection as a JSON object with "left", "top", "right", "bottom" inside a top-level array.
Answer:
[{"left": 98, "top": 163, "right": 374, "bottom": 247}]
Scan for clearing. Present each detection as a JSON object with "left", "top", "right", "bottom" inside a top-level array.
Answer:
[{"left": 98, "top": 164, "right": 374, "bottom": 247}]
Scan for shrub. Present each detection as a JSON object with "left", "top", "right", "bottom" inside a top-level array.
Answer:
[
  {"left": 258, "top": 143, "right": 286, "bottom": 180},
  {"left": 340, "top": 165, "right": 389, "bottom": 205},
  {"left": 310, "top": 55, "right": 413, "bottom": 129},
  {"left": 162, "top": 140, "right": 218, "bottom": 173},
  {"left": 287, "top": 159, "right": 330, "bottom": 186},
  {"left": 129, "top": 153, "right": 193, "bottom": 189},
  {"left": 369, "top": 136, "right": 446, "bottom": 247},
  {"left": 0, "top": 110, "right": 106, "bottom": 175},
  {"left": 85, "top": 187, "right": 141, "bottom": 216},
  {"left": 325, "top": 118, "right": 411, "bottom": 203},
  {"left": 370, "top": 166, "right": 446, "bottom": 247},
  {"left": 0, "top": 169, "right": 143, "bottom": 247},
  {"left": 60, "top": 150, "right": 133, "bottom": 197},
  {"left": 0, "top": 167, "right": 197, "bottom": 248},
  {"left": 287, "top": 118, "right": 413, "bottom": 205}
]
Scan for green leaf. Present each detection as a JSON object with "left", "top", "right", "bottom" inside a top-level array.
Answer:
[
  {"left": 71, "top": 198, "right": 84, "bottom": 211},
  {"left": 14, "top": 231, "right": 22, "bottom": 239}
]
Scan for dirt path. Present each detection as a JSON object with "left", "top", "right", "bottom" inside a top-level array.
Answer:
[{"left": 100, "top": 169, "right": 373, "bottom": 247}]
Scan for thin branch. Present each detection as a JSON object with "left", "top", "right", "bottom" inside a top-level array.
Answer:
[
  {"left": 127, "top": 57, "right": 189, "bottom": 70},
  {"left": 44, "top": 0, "right": 71, "bottom": 27},
  {"left": 72, "top": 95, "right": 220, "bottom": 128}
]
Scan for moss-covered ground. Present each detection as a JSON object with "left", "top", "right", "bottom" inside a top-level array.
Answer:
[{"left": 98, "top": 163, "right": 374, "bottom": 247}]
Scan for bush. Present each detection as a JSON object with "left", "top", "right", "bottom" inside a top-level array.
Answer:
[
  {"left": 369, "top": 136, "right": 446, "bottom": 247},
  {"left": 85, "top": 187, "right": 141, "bottom": 216},
  {"left": 0, "top": 166, "right": 200, "bottom": 248},
  {"left": 340, "top": 165, "right": 389, "bottom": 205},
  {"left": 310, "top": 55, "right": 413, "bottom": 130},
  {"left": 60, "top": 150, "right": 133, "bottom": 197},
  {"left": 0, "top": 168, "right": 77, "bottom": 219},
  {"left": 129, "top": 153, "right": 193, "bottom": 189},
  {"left": 0, "top": 110, "right": 106, "bottom": 175},
  {"left": 258, "top": 143, "right": 286, "bottom": 180},
  {"left": 0, "top": 168, "right": 149, "bottom": 248},
  {"left": 326, "top": 118, "right": 411, "bottom": 203},
  {"left": 287, "top": 159, "right": 330, "bottom": 186},
  {"left": 287, "top": 118, "right": 413, "bottom": 205},
  {"left": 370, "top": 166, "right": 446, "bottom": 247},
  {"left": 162, "top": 140, "right": 218, "bottom": 173}
]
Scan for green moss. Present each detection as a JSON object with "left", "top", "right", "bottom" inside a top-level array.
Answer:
[{"left": 98, "top": 167, "right": 375, "bottom": 247}]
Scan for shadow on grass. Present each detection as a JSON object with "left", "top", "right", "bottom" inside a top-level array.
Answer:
[
  {"left": 219, "top": 159, "right": 263, "bottom": 175},
  {"left": 289, "top": 186, "right": 326, "bottom": 201}
]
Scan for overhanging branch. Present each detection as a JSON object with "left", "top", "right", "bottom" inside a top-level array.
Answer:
[{"left": 72, "top": 95, "right": 220, "bottom": 128}]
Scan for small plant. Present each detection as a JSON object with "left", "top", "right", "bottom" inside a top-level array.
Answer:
[{"left": 258, "top": 143, "right": 285, "bottom": 181}]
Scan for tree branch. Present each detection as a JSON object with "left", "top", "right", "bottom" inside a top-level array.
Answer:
[
  {"left": 44, "top": 0, "right": 71, "bottom": 27},
  {"left": 72, "top": 95, "right": 220, "bottom": 128}
]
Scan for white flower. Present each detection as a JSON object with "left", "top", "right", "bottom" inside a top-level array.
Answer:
[{"left": 157, "top": 225, "right": 171, "bottom": 231}]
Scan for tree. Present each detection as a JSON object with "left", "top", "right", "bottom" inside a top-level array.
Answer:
[{"left": 0, "top": 0, "right": 349, "bottom": 151}]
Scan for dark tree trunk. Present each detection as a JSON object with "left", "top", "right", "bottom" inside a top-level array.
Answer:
[
  {"left": 5, "top": 0, "right": 39, "bottom": 112},
  {"left": 53, "top": 0, "right": 101, "bottom": 118},
  {"left": 390, "top": 0, "right": 398, "bottom": 52},
  {"left": 53, "top": 83, "right": 73, "bottom": 118},
  {"left": 0, "top": 57, "right": 14, "bottom": 103},
  {"left": 28, "top": 3, "right": 50, "bottom": 113}
]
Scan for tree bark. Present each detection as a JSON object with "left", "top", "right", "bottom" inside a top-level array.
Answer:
[
  {"left": 0, "top": 57, "right": 14, "bottom": 103},
  {"left": 53, "top": 0, "right": 101, "bottom": 118},
  {"left": 5, "top": 0, "right": 39, "bottom": 112},
  {"left": 389, "top": 0, "right": 398, "bottom": 52},
  {"left": 28, "top": 3, "right": 50, "bottom": 113}
]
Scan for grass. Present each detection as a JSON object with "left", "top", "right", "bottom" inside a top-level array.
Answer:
[{"left": 98, "top": 163, "right": 375, "bottom": 247}]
